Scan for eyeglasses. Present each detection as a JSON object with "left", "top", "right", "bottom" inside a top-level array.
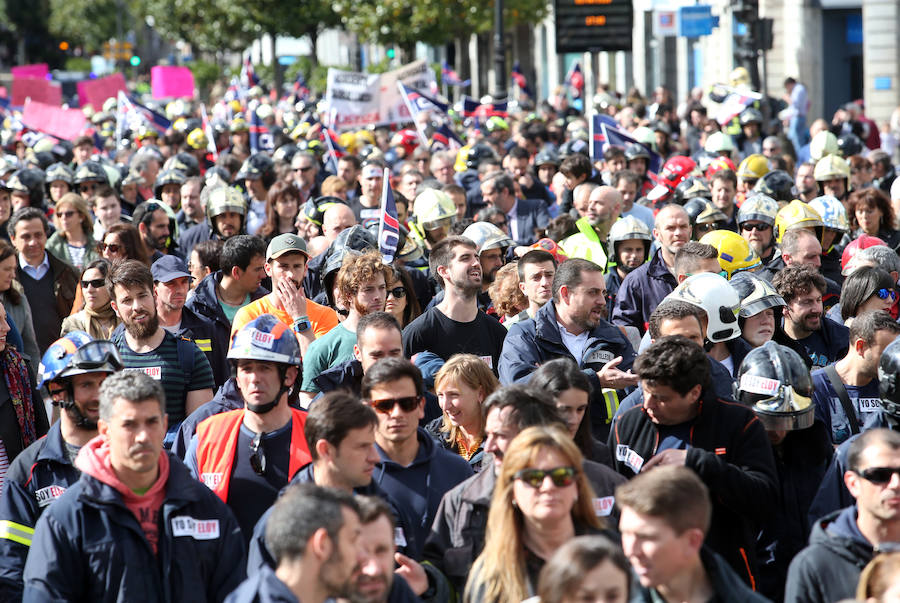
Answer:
[
  {"left": 368, "top": 395, "right": 422, "bottom": 414},
  {"left": 741, "top": 223, "right": 772, "bottom": 232},
  {"left": 249, "top": 432, "right": 266, "bottom": 476},
  {"left": 876, "top": 288, "right": 899, "bottom": 302},
  {"left": 99, "top": 242, "right": 121, "bottom": 254},
  {"left": 81, "top": 278, "right": 105, "bottom": 289},
  {"left": 57, "top": 210, "right": 77, "bottom": 219},
  {"left": 695, "top": 222, "right": 721, "bottom": 234},
  {"left": 514, "top": 466, "right": 578, "bottom": 488},
  {"left": 294, "top": 166, "right": 313, "bottom": 172},
  {"left": 388, "top": 286, "right": 406, "bottom": 299},
  {"left": 857, "top": 466, "right": 900, "bottom": 485}
]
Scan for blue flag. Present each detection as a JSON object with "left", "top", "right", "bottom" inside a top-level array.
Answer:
[
  {"left": 600, "top": 122, "right": 663, "bottom": 175},
  {"left": 590, "top": 114, "right": 618, "bottom": 160},
  {"left": 249, "top": 103, "right": 274, "bottom": 154},
  {"left": 378, "top": 168, "right": 401, "bottom": 264},
  {"left": 397, "top": 83, "right": 462, "bottom": 149},
  {"left": 461, "top": 96, "right": 508, "bottom": 118}
]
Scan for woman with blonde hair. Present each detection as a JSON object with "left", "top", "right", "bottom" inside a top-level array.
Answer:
[
  {"left": 465, "top": 425, "right": 604, "bottom": 603},
  {"left": 60, "top": 259, "right": 120, "bottom": 339},
  {"left": 428, "top": 353, "right": 499, "bottom": 470},
  {"left": 46, "top": 192, "right": 98, "bottom": 269}
]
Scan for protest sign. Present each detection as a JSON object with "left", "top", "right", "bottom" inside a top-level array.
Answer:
[
  {"left": 151, "top": 66, "right": 195, "bottom": 99},
  {"left": 12, "top": 77, "right": 62, "bottom": 107},
  {"left": 77, "top": 73, "right": 127, "bottom": 109},
  {"left": 21, "top": 100, "right": 87, "bottom": 141}
]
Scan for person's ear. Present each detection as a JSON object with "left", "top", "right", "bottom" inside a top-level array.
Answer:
[
  {"left": 558, "top": 284, "right": 570, "bottom": 305},
  {"left": 264, "top": 262, "right": 274, "bottom": 278},
  {"left": 353, "top": 344, "right": 362, "bottom": 362},
  {"left": 855, "top": 337, "right": 867, "bottom": 357},
  {"left": 688, "top": 384, "right": 703, "bottom": 404},
  {"left": 845, "top": 470, "right": 862, "bottom": 500},
  {"left": 315, "top": 439, "right": 333, "bottom": 461},
  {"left": 309, "top": 527, "right": 333, "bottom": 562}
]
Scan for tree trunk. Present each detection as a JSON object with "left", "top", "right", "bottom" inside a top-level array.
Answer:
[
  {"left": 270, "top": 32, "right": 283, "bottom": 95},
  {"left": 309, "top": 29, "right": 319, "bottom": 71}
]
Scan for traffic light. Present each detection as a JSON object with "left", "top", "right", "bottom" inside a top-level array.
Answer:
[
  {"left": 130, "top": 55, "right": 141, "bottom": 66},
  {"left": 386, "top": 47, "right": 396, "bottom": 59},
  {"left": 59, "top": 41, "right": 69, "bottom": 51}
]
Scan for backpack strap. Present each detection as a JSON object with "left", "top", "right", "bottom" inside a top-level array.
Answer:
[{"left": 824, "top": 364, "right": 860, "bottom": 435}]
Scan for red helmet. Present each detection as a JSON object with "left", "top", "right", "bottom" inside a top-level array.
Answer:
[
  {"left": 705, "top": 156, "right": 737, "bottom": 180},
  {"left": 391, "top": 129, "right": 420, "bottom": 157},
  {"left": 648, "top": 156, "right": 696, "bottom": 203},
  {"left": 841, "top": 234, "right": 887, "bottom": 276}
]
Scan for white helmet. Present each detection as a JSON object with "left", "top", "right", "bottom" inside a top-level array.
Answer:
[
  {"left": 666, "top": 273, "right": 741, "bottom": 343},
  {"left": 462, "top": 221, "right": 514, "bottom": 253}
]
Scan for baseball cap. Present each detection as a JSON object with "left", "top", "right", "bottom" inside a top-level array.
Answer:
[
  {"left": 151, "top": 255, "right": 192, "bottom": 283},
  {"left": 266, "top": 233, "right": 310, "bottom": 262}
]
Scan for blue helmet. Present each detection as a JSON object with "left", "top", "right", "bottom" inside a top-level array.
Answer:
[
  {"left": 38, "top": 332, "right": 124, "bottom": 389},
  {"left": 228, "top": 314, "right": 301, "bottom": 366}
]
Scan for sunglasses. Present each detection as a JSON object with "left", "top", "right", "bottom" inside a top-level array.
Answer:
[
  {"left": 100, "top": 242, "right": 122, "bottom": 254},
  {"left": 514, "top": 466, "right": 577, "bottom": 488},
  {"left": 857, "top": 466, "right": 900, "bottom": 485},
  {"left": 876, "top": 288, "right": 899, "bottom": 302},
  {"left": 294, "top": 166, "right": 313, "bottom": 172},
  {"left": 81, "top": 278, "right": 105, "bottom": 289},
  {"left": 388, "top": 286, "right": 406, "bottom": 299},
  {"left": 695, "top": 222, "right": 721, "bottom": 234},
  {"left": 249, "top": 432, "right": 266, "bottom": 476},
  {"left": 368, "top": 395, "right": 421, "bottom": 414},
  {"left": 741, "top": 223, "right": 771, "bottom": 232},
  {"left": 57, "top": 210, "right": 78, "bottom": 219}
]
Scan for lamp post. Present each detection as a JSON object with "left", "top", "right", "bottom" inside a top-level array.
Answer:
[{"left": 492, "top": 0, "right": 507, "bottom": 100}]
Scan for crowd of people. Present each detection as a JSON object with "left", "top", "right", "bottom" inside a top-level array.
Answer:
[{"left": 0, "top": 65, "right": 900, "bottom": 602}]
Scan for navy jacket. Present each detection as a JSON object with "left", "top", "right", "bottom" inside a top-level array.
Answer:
[
  {"left": 178, "top": 219, "right": 218, "bottom": 258},
  {"left": 611, "top": 250, "right": 677, "bottom": 334},
  {"left": 498, "top": 301, "right": 636, "bottom": 440},
  {"left": 610, "top": 389, "right": 778, "bottom": 588},
  {"left": 225, "top": 566, "right": 298, "bottom": 603},
  {"left": 185, "top": 270, "right": 268, "bottom": 335},
  {"left": 23, "top": 454, "right": 246, "bottom": 603},
  {"left": 510, "top": 197, "right": 551, "bottom": 246},
  {"left": 172, "top": 378, "right": 244, "bottom": 459},
  {"left": 0, "top": 423, "right": 80, "bottom": 600}
]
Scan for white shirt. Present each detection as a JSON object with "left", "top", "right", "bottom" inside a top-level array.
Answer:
[
  {"left": 557, "top": 319, "right": 589, "bottom": 362},
  {"left": 506, "top": 199, "right": 519, "bottom": 242},
  {"left": 19, "top": 251, "right": 49, "bottom": 281},
  {"left": 246, "top": 199, "right": 267, "bottom": 235}
]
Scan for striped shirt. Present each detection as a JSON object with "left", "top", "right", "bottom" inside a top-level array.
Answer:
[{"left": 115, "top": 331, "right": 215, "bottom": 423}]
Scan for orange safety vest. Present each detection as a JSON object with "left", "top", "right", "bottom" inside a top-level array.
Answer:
[{"left": 194, "top": 408, "right": 311, "bottom": 502}]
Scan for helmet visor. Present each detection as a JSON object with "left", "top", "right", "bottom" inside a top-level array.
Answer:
[
  {"left": 67, "top": 341, "right": 124, "bottom": 373},
  {"left": 422, "top": 216, "right": 455, "bottom": 232}
]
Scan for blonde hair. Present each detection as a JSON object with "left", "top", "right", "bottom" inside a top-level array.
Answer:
[
  {"left": 466, "top": 425, "right": 601, "bottom": 603},
  {"left": 54, "top": 192, "right": 93, "bottom": 237},
  {"left": 857, "top": 552, "right": 900, "bottom": 601},
  {"left": 433, "top": 354, "right": 498, "bottom": 444}
]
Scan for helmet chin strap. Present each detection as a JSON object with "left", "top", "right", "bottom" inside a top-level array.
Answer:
[
  {"left": 245, "top": 366, "right": 291, "bottom": 415},
  {"left": 55, "top": 384, "right": 98, "bottom": 430}
]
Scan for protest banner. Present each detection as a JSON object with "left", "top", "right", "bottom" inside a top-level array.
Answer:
[
  {"left": 12, "top": 77, "right": 62, "bottom": 107},
  {"left": 151, "top": 66, "right": 195, "bottom": 99},
  {"left": 11, "top": 64, "right": 49, "bottom": 79},
  {"left": 21, "top": 99, "right": 87, "bottom": 141},
  {"left": 77, "top": 73, "right": 127, "bottom": 109}
]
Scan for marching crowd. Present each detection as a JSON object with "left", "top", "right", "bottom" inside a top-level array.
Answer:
[{"left": 0, "top": 67, "right": 900, "bottom": 602}]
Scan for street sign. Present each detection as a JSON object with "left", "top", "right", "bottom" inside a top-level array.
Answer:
[
  {"left": 678, "top": 6, "right": 718, "bottom": 37},
  {"left": 554, "top": 0, "right": 633, "bottom": 53}
]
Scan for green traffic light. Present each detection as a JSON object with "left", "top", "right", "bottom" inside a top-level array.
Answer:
[
  {"left": 386, "top": 48, "right": 395, "bottom": 59},
  {"left": 130, "top": 56, "right": 141, "bottom": 66}
]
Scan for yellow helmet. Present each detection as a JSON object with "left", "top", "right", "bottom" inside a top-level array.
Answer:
[
  {"left": 730, "top": 67, "right": 751, "bottom": 87},
  {"left": 737, "top": 154, "right": 769, "bottom": 181},
  {"left": 289, "top": 122, "right": 312, "bottom": 142},
  {"left": 411, "top": 188, "right": 456, "bottom": 246},
  {"left": 699, "top": 230, "right": 762, "bottom": 279},
  {"left": 454, "top": 144, "right": 472, "bottom": 172},
  {"left": 339, "top": 132, "right": 358, "bottom": 155},
  {"left": 355, "top": 129, "right": 376, "bottom": 147},
  {"left": 814, "top": 154, "right": 851, "bottom": 182},
  {"left": 773, "top": 200, "right": 825, "bottom": 244},
  {"left": 809, "top": 130, "right": 839, "bottom": 161},
  {"left": 186, "top": 128, "right": 209, "bottom": 151}
]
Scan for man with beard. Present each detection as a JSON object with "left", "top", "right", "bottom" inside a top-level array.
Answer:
[
  {"left": 402, "top": 237, "right": 509, "bottom": 372},
  {"left": 186, "top": 314, "right": 312, "bottom": 542},
  {"left": 0, "top": 333, "right": 122, "bottom": 599},
  {"left": 132, "top": 201, "right": 176, "bottom": 261},
  {"left": 773, "top": 264, "right": 849, "bottom": 369},
  {"left": 300, "top": 250, "right": 390, "bottom": 400},
  {"left": 23, "top": 371, "right": 246, "bottom": 601},
  {"left": 559, "top": 185, "right": 622, "bottom": 267},
  {"left": 795, "top": 161, "right": 818, "bottom": 203},
  {"left": 499, "top": 258, "right": 638, "bottom": 439},
  {"left": 108, "top": 260, "right": 215, "bottom": 437},
  {"left": 786, "top": 428, "right": 900, "bottom": 603},
  {"left": 349, "top": 160, "right": 387, "bottom": 227},
  {"left": 612, "top": 204, "right": 691, "bottom": 334},
  {"left": 227, "top": 484, "right": 363, "bottom": 603},
  {"left": 480, "top": 172, "right": 549, "bottom": 246}
]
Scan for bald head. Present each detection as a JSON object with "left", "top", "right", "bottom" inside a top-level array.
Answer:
[
  {"left": 322, "top": 204, "right": 357, "bottom": 243},
  {"left": 586, "top": 186, "right": 623, "bottom": 231},
  {"left": 573, "top": 182, "right": 599, "bottom": 218}
]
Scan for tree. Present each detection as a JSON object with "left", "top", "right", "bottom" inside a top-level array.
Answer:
[
  {"left": 144, "top": 0, "right": 258, "bottom": 56},
  {"left": 47, "top": 0, "right": 126, "bottom": 51}
]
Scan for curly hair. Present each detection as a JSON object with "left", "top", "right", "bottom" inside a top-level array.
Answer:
[
  {"left": 772, "top": 263, "right": 827, "bottom": 304},
  {"left": 488, "top": 262, "right": 527, "bottom": 318},
  {"left": 848, "top": 188, "right": 896, "bottom": 235},
  {"left": 335, "top": 250, "right": 393, "bottom": 312}
]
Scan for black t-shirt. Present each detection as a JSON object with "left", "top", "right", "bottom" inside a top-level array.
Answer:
[
  {"left": 228, "top": 421, "right": 292, "bottom": 543},
  {"left": 402, "top": 307, "right": 507, "bottom": 374}
]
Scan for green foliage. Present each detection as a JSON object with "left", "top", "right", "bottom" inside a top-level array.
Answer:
[
  {"left": 284, "top": 58, "right": 354, "bottom": 97},
  {"left": 46, "top": 0, "right": 144, "bottom": 52},
  {"left": 187, "top": 59, "right": 221, "bottom": 97},
  {"left": 64, "top": 57, "right": 92, "bottom": 72},
  {"left": 144, "top": 0, "right": 257, "bottom": 53}
]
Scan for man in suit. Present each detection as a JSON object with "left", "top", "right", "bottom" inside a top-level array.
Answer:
[{"left": 480, "top": 172, "right": 549, "bottom": 246}]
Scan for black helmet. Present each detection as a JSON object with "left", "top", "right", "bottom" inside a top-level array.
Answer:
[
  {"left": 837, "top": 132, "right": 864, "bottom": 158},
  {"left": 29, "top": 151, "right": 56, "bottom": 171},
  {"left": 672, "top": 177, "right": 712, "bottom": 205},
  {"left": 558, "top": 139, "right": 590, "bottom": 159},
  {"left": 164, "top": 152, "right": 200, "bottom": 178},
  {"left": 739, "top": 108, "right": 763, "bottom": 126},
  {"left": 320, "top": 225, "right": 377, "bottom": 306},
  {"left": 465, "top": 143, "right": 499, "bottom": 170},
  {"left": 624, "top": 142, "right": 650, "bottom": 162},
  {"left": 683, "top": 198, "right": 726, "bottom": 227},
  {"left": 734, "top": 341, "right": 814, "bottom": 431},
  {"left": 753, "top": 169, "right": 794, "bottom": 203},
  {"left": 153, "top": 168, "right": 186, "bottom": 200},
  {"left": 729, "top": 272, "right": 785, "bottom": 318},
  {"left": 45, "top": 162, "right": 74, "bottom": 187},
  {"left": 7, "top": 168, "right": 46, "bottom": 208},
  {"left": 534, "top": 148, "right": 560, "bottom": 168},
  {"left": 878, "top": 338, "right": 900, "bottom": 419},
  {"left": 272, "top": 143, "right": 299, "bottom": 165},
  {"left": 303, "top": 195, "right": 348, "bottom": 227},
  {"left": 236, "top": 153, "right": 276, "bottom": 188},
  {"left": 205, "top": 165, "right": 232, "bottom": 188},
  {"left": 74, "top": 160, "right": 109, "bottom": 187}
]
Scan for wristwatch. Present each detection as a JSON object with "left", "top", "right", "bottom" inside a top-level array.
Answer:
[{"left": 292, "top": 315, "right": 311, "bottom": 333}]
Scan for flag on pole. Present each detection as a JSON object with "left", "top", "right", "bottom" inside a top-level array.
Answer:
[
  {"left": 293, "top": 72, "right": 310, "bottom": 101},
  {"left": 248, "top": 102, "right": 274, "bottom": 154},
  {"left": 589, "top": 114, "right": 618, "bottom": 160},
  {"left": 566, "top": 62, "right": 584, "bottom": 98},
  {"left": 511, "top": 62, "right": 532, "bottom": 97},
  {"left": 200, "top": 103, "right": 218, "bottom": 160},
  {"left": 713, "top": 85, "right": 763, "bottom": 126},
  {"left": 441, "top": 62, "right": 470, "bottom": 87},
  {"left": 378, "top": 168, "right": 401, "bottom": 264},
  {"left": 600, "top": 122, "right": 663, "bottom": 174},
  {"left": 461, "top": 96, "right": 509, "bottom": 118},
  {"left": 397, "top": 82, "right": 462, "bottom": 149},
  {"left": 240, "top": 57, "right": 259, "bottom": 89},
  {"left": 321, "top": 125, "right": 346, "bottom": 175}
]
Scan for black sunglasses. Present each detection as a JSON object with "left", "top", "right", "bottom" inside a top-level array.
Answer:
[
  {"left": 249, "top": 432, "right": 266, "bottom": 476},
  {"left": 99, "top": 242, "right": 121, "bottom": 253},
  {"left": 294, "top": 166, "right": 313, "bottom": 172},
  {"left": 741, "top": 223, "right": 771, "bottom": 232},
  {"left": 857, "top": 466, "right": 900, "bottom": 485},
  {"left": 388, "top": 286, "right": 406, "bottom": 299},
  {"left": 81, "top": 278, "right": 106, "bottom": 289},
  {"left": 368, "top": 396, "right": 421, "bottom": 414},
  {"left": 514, "top": 466, "right": 577, "bottom": 488}
]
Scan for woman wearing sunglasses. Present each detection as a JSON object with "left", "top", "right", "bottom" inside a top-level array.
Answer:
[
  {"left": 99, "top": 223, "right": 151, "bottom": 266},
  {"left": 46, "top": 193, "right": 99, "bottom": 270},
  {"left": 839, "top": 266, "right": 898, "bottom": 327},
  {"left": 465, "top": 425, "right": 605, "bottom": 603},
  {"left": 385, "top": 266, "right": 421, "bottom": 328},
  {"left": 60, "top": 259, "right": 120, "bottom": 339},
  {"left": 430, "top": 354, "right": 498, "bottom": 471},
  {"left": 0, "top": 240, "right": 40, "bottom": 368}
]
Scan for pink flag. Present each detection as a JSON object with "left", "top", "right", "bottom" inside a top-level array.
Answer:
[
  {"left": 151, "top": 66, "right": 195, "bottom": 99},
  {"left": 12, "top": 77, "right": 62, "bottom": 106},
  {"left": 11, "top": 64, "right": 49, "bottom": 79},
  {"left": 21, "top": 100, "right": 88, "bottom": 141},
  {"left": 77, "top": 73, "right": 127, "bottom": 110}
]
